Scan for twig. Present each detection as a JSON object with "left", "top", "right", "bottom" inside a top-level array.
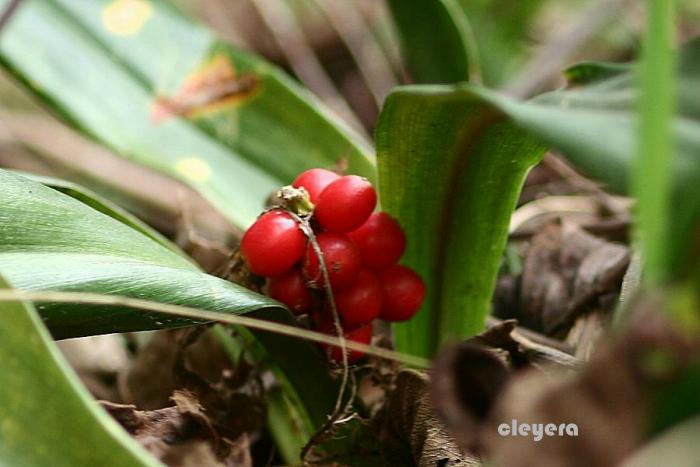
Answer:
[
  {"left": 248, "top": 0, "right": 368, "bottom": 138},
  {"left": 285, "top": 212, "right": 354, "bottom": 463},
  {"left": 486, "top": 316, "right": 573, "bottom": 353},
  {"left": 366, "top": 1, "right": 405, "bottom": 80},
  {"left": 503, "top": 0, "right": 630, "bottom": 99},
  {"left": 311, "top": 0, "right": 399, "bottom": 105},
  {"left": 543, "top": 153, "right": 632, "bottom": 216},
  {"left": 196, "top": 0, "right": 251, "bottom": 49},
  {"left": 0, "top": 289, "right": 430, "bottom": 367},
  {"left": 0, "top": 0, "right": 22, "bottom": 37}
]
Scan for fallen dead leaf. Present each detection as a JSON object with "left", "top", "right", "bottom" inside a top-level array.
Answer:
[{"left": 103, "top": 389, "right": 253, "bottom": 467}]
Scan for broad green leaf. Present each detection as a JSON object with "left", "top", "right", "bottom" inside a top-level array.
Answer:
[
  {"left": 496, "top": 37, "right": 700, "bottom": 278},
  {"left": 0, "top": 274, "right": 160, "bottom": 467},
  {"left": 0, "top": 169, "right": 336, "bottom": 430},
  {"left": 376, "top": 86, "right": 546, "bottom": 357},
  {"left": 0, "top": 169, "right": 274, "bottom": 337},
  {"left": 387, "top": 0, "right": 472, "bottom": 83},
  {"left": 377, "top": 39, "right": 700, "bottom": 357},
  {"left": 17, "top": 171, "right": 184, "bottom": 258},
  {"left": 0, "top": 0, "right": 375, "bottom": 230}
]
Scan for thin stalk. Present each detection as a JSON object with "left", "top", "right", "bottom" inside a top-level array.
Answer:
[
  {"left": 285, "top": 212, "right": 354, "bottom": 463},
  {"left": 504, "top": 0, "right": 629, "bottom": 99},
  {"left": 635, "top": 0, "right": 677, "bottom": 285},
  {"left": 0, "top": 289, "right": 429, "bottom": 368},
  {"left": 248, "top": 0, "right": 368, "bottom": 138},
  {"left": 311, "top": 0, "right": 399, "bottom": 105}
]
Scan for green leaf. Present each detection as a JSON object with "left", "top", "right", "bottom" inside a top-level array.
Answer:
[
  {"left": 496, "top": 38, "right": 700, "bottom": 279},
  {"left": 0, "top": 169, "right": 337, "bottom": 431},
  {"left": 16, "top": 171, "right": 184, "bottom": 259},
  {"left": 265, "top": 386, "right": 311, "bottom": 464},
  {"left": 0, "top": 274, "right": 160, "bottom": 467},
  {"left": 634, "top": 0, "right": 677, "bottom": 285},
  {"left": 564, "top": 61, "right": 631, "bottom": 86},
  {"left": 376, "top": 85, "right": 545, "bottom": 357},
  {"left": 377, "top": 39, "right": 700, "bottom": 357},
  {"left": 0, "top": 0, "right": 375, "bottom": 230},
  {"left": 387, "top": 0, "right": 472, "bottom": 83},
  {"left": 0, "top": 169, "right": 275, "bottom": 337}
]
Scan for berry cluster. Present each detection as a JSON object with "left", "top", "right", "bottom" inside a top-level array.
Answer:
[{"left": 241, "top": 168, "right": 425, "bottom": 363}]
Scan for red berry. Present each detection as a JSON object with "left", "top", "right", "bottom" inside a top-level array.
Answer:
[
  {"left": 268, "top": 268, "right": 313, "bottom": 315},
  {"left": 379, "top": 265, "right": 426, "bottom": 322},
  {"left": 303, "top": 233, "right": 361, "bottom": 290},
  {"left": 314, "top": 175, "right": 377, "bottom": 233},
  {"left": 292, "top": 168, "right": 340, "bottom": 204},
  {"left": 348, "top": 212, "right": 406, "bottom": 270},
  {"left": 319, "top": 322, "right": 372, "bottom": 364},
  {"left": 241, "top": 210, "right": 305, "bottom": 277},
  {"left": 333, "top": 269, "right": 383, "bottom": 328}
]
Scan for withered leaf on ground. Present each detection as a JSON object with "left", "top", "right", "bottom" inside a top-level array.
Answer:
[
  {"left": 429, "top": 306, "right": 700, "bottom": 467},
  {"left": 117, "top": 328, "right": 264, "bottom": 465},
  {"left": 478, "top": 319, "right": 579, "bottom": 369},
  {"left": 429, "top": 322, "right": 577, "bottom": 454},
  {"left": 377, "top": 370, "right": 481, "bottom": 467},
  {"left": 508, "top": 221, "right": 629, "bottom": 335},
  {"left": 480, "top": 309, "right": 700, "bottom": 467},
  {"left": 430, "top": 343, "right": 510, "bottom": 453},
  {"left": 102, "top": 389, "right": 252, "bottom": 467}
]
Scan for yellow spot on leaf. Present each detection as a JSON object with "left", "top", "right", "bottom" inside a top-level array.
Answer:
[
  {"left": 175, "top": 158, "right": 211, "bottom": 183},
  {"left": 102, "top": 0, "right": 152, "bottom": 36}
]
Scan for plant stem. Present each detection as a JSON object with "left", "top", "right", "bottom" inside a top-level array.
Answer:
[
  {"left": 0, "top": 289, "right": 429, "bottom": 367},
  {"left": 635, "top": 0, "right": 677, "bottom": 286}
]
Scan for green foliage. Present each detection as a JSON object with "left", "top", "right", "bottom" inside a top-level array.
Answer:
[
  {"left": 376, "top": 85, "right": 545, "bottom": 356},
  {"left": 17, "top": 171, "right": 183, "bottom": 258},
  {"left": 635, "top": 0, "right": 677, "bottom": 285},
  {"left": 265, "top": 386, "right": 311, "bottom": 464},
  {"left": 1, "top": 0, "right": 699, "bottom": 461},
  {"left": 0, "top": 0, "right": 374, "bottom": 230},
  {"left": 387, "top": 0, "right": 472, "bottom": 83},
  {"left": 650, "top": 358, "right": 700, "bottom": 436},
  {"left": 0, "top": 170, "right": 275, "bottom": 336},
  {"left": 499, "top": 38, "right": 700, "bottom": 280},
  {"left": 0, "top": 169, "right": 336, "bottom": 432},
  {"left": 564, "top": 61, "right": 630, "bottom": 85},
  {"left": 376, "top": 38, "right": 700, "bottom": 357},
  {"left": 0, "top": 274, "right": 159, "bottom": 467}
]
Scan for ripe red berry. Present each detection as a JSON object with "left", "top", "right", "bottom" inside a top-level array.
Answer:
[
  {"left": 314, "top": 175, "right": 377, "bottom": 233},
  {"left": 303, "top": 233, "right": 361, "bottom": 290},
  {"left": 292, "top": 168, "right": 340, "bottom": 204},
  {"left": 241, "top": 210, "right": 305, "bottom": 277},
  {"left": 268, "top": 268, "right": 313, "bottom": 315},
  {"left": 333, "top": 269, "right": 383, "bottom": 328},
  {"left": 319, "top": 322, "right": 372, "bottom": 364},
  {"left": 379, "top": 265, "right": 426, "bottom": 322},
  {"left": 348, "top": 212, "right": 406, "bottom": 270}
]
